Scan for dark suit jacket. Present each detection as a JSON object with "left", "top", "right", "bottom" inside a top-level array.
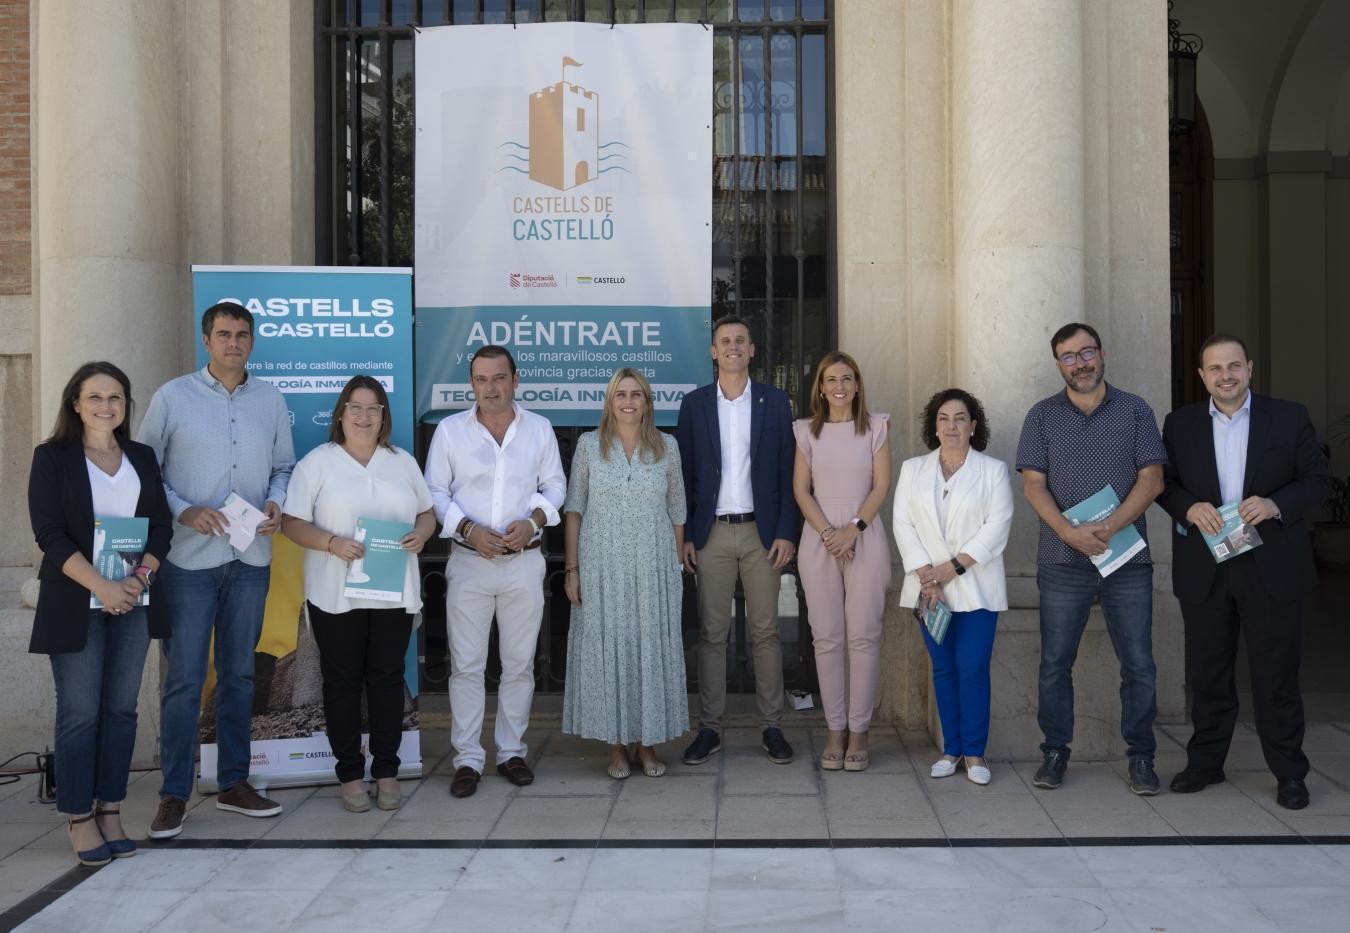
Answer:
[
  {"left": 1157, "top": 394, "right": 1329, "bottom": 604},
  {"left": 675, "top": 380, "right": 801, "bottom": 552},
  {"left": 28, "top": 438, "right": 174, "bottom": 654}
]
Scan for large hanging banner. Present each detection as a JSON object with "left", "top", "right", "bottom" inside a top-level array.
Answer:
[
  {"left": 414, "top": 22, "right": 713, "bottom": 425},
  {"left": 189, "top": 265, "right": 420, "bottom": 791}
]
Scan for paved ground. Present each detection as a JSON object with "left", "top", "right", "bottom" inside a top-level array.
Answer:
[{"left": 3, "top": 721, "right": 1349, "bottom": 931}]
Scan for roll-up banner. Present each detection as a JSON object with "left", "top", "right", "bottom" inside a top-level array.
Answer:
[
  {"left": 414, "top": 22, "right": 714, "bottom": 425},
  {"left": 189, "top": 265, "right": 419, "bottom": 791}
]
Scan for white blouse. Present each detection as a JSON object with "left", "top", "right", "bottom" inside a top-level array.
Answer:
[
  {"left": 87, "top": 454, "right": 141, "bottom": 518},
  {"left": 283, "top": 443, "right": 433, "bottom": 615}
]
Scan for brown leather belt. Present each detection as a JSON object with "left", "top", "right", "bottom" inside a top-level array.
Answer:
[{"left": 455, "top": 539, "right": 542, "bottom": 557}]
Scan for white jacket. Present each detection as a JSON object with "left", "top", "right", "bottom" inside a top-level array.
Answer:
[{"left": 892, "top": 448, "right": 1013, "bottom": 612}]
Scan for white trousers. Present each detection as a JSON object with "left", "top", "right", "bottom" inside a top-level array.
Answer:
[{"left": 445, "top": 546, "right": 545, "bottom": 772}]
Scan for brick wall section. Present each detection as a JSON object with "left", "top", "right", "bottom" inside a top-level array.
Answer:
[{"left": 0, "top": 0, "right": 30, "bottom": 296}]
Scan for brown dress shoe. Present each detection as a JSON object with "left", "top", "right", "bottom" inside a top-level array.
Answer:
[
  {"left": 496, "top": 756, "right": 535, "bottom": 786},
  {"left": 450, "top": 766, "right": 481, "bottom": 798}
]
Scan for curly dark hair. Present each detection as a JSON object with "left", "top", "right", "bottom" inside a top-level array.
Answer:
[{"left": 919, "top": 388, "right": 990, "bottom": 451}]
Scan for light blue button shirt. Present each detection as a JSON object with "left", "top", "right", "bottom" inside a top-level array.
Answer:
[
  {"left": 137, "top": 366, "right": 296, "bottom": 569},
  {"left": 1210, "top": 390, "right": 1252, "bottom": 505}
]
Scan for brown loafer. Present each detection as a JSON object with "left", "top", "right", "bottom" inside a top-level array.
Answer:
[
  {"left": 450, "top": 766, "right": 481, "bottom": 798},
  {"left": 495, "top": 756, "right": 535, "bottom": 786}
]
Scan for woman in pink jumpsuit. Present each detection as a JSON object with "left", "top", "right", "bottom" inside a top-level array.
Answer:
[{"left": 792, "top": 351, "right": 892, "bottom": 772}]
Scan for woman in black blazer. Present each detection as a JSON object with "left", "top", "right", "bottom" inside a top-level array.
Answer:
[{"left": 28, "top": 361, "right": 173, "bottom": 866}]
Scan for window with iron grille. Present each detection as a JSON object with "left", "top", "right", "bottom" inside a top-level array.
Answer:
[{"left": 315, "top": 0, "right": 833, "bottom": 695}]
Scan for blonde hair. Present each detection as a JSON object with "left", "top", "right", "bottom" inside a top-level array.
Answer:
[
  {"left": 808, "top": 351, "right": 871, "bottom": 438},
  {"left": 597, "top": 368, "right": 666, "bottom": 462}
]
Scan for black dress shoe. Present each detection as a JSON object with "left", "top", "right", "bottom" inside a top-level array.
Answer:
[
  {"left": 1169, "top": 767, "right": 1225, "bottom": 794},
  {"left": 450, "top": 766, "right": 481, "bottom": 798},
  {"left": 1276, "top": 778, "right": 1309, "bottom": 810},
  {"left": 496, "top": 756, "right": 535, "bottom": 786},
  {"left": 682, "top": 728, "right": 721, "bottom": 765},
  {"left": 761, "top": 727, "right": 793, "bottom": 764}
]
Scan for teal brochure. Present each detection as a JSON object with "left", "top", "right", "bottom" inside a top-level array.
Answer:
[
  {"left": 1061, "top": 485, "right": 1146, "bottom": 578},
  {"left": 90, "top": 516, "right": 149, "bottom": 608},
  {"left": 1201, "top": 502, "right": 1263, "bottom": 563},
  {"left": 343, "top": 518, "right": 414, "bottom": 602},
  {"left": 913, "top": 599, "right": 953, "bottom": 646}
]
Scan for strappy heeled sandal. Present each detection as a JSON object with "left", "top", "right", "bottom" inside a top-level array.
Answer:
[
  {"left": 94, "top": 807, "right": 137, "bottom": 858},
  {"left": 67, "top": 813, "right": 112, "bottom": 867}
]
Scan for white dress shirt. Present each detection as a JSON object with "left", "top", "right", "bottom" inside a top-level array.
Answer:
[
  {"left": 87, "top": 454, "right": 141, "bottom": 518},
  {"left": 715, "top": 380, "right": 754, "bottom": 515},
  {"left": 283, "top": 443, "right": 433, "bottom": 614},
  {"left": 424, "top": 403, "right": 566, "bottom": 542},
  {"left": 1210, "top": 390, "right": 1252, "bottom": 505}
]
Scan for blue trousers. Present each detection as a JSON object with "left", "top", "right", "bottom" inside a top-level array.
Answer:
[
  {"left": 1036, "top": 562, "right": 1157, "bottom": 761},
  {"left": 157, "top": 559, "right": 271, "bottom": 800},
  {"left": 921, "top": 608, "right": 998, "bottom": 757},
  {"left": 49, "top": 608, "right": 151, "bottom": 815}
]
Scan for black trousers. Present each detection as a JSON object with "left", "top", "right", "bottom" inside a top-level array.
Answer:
[
  {"left": 307, "top": 602, "right": 414, "bottom": 783},
  {"left": 1180, "top": 556, "right": 1309, "bottom": 781}
]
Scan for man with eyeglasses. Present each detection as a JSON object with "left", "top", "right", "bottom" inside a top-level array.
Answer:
[
  {"left": 423, "top": 345, "right": 566, "bottom": 799},
  {"left": 1015, "top": 322, "right": 1167, "bottom": 794},
  {"left": 1156, "top": 334, "right": 1329, "bottom": 810},
  {"left": 137, "top": 300, "right": 296, "bottom": 838}
]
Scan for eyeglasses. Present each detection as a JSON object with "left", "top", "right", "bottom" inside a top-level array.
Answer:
[
  {"left": 1057, "top": 347, "right": 1100, "bottom": 367},
  {"left": 343, "top": 403, "right": 385, "bottom": 418}
]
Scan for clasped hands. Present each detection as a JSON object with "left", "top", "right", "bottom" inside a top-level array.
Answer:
[
  {"left": 1185, "top": 496, "right": 1278, "bottom": 537},
  {"left": 819, "top": 523, "right": 857, "bottom": 561},
  {"left": 465, "top": 518, "right": 536, "bottom": 559},
  {"left": 97, "top": 575, "right": 145, "bottom": 615}
]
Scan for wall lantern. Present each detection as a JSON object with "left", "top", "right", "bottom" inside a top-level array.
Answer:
[{"left": 1168, "top": 1, "right": 1203, "bottom": 134}]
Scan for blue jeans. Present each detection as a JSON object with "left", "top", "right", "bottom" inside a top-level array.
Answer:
[
  {"left": 50, "top": 608, "right": 151, "bottom": 815},
  {"left": 922, "top": 609, "right": 998, "bottom": 757},
  {"left": 157, "top": 559, "right": 270, "bottom": 799},
  {"left": 1037, "top": 562, "right": 1157, "bottom": 761}
]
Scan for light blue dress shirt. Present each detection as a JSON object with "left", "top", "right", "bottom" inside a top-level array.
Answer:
[{"left": 1210, "top": 390, "right": 1252, "bottom": 505}]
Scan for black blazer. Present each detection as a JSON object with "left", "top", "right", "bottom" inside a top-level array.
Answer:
[
  {"left": 675, "top": 380, "right": 801, "bottom": 551},
  {"left": 1157, "top": 394, "right": 1329, "bottom": 604},
  {"left": 27, "top": 438, "right": 174, "bottom": 654}
]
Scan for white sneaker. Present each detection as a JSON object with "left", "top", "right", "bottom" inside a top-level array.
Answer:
[
  {"left": 965, "top": 762, "right": 992, "bottom": 785},
  {"left": 930, "top": 757, "right": 959, "bottom": 778}
]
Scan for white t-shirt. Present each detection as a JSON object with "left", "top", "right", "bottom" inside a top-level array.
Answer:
[
  {"left": 87, "top": 454, "right": 141, "bottom": 518},
  {"left": 283, "top": 443, "right": 433, "bottom": 615},
  {"left": 714, "top": 381, "right": 754, "bottom": 515}
]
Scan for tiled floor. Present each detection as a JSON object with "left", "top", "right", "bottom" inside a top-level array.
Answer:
[{"left": 4, "top": 721, "right": 1350, "bottom": 931}]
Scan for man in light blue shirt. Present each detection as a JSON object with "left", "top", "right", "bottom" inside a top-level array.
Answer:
[{"left": 137, "top": 301, "right": 295, "bottom": 838}]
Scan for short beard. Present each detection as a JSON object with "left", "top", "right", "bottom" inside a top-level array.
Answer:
[{"left": 1061, "top": 364, "right": 1105, "bottom": 393}]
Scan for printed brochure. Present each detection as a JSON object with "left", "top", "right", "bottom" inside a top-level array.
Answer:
[
  {"left": 913, "top": 598, "right": 953, "bottom": 646},
  {"left": 343, "top": 518, "right": 413, "bottom": 602},
  {"left": 1201, "top": 502, "right": 1263, "bottom": 563},
  {"left": 1062, "top": 485, "right": 1146, "bottom": 578},
  {"left": 90, "top": 516, "right": 149, "bottom": 608},
  {"left": 220, "top": 492, "right": 267, "bottom": 552}
]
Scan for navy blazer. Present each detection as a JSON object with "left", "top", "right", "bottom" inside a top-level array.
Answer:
[
  {"left": 28, "top": 438, "right": 175, "bottom": 654},
  {"left": 675, "top": 380, "right": 801, "bottom": 551},
  {"left": 1156, "top": 394, "right": 1329, "bottom": 604}
]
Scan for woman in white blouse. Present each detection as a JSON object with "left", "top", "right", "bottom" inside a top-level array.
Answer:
[
  {"left": 282, "top": 376, "right": 435, "bottom": 813},
  {"left": 892, "top": 389, "right": 1013, "bottom": 785}
]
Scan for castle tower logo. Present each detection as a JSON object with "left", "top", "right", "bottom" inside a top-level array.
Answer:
[
  {"left": 529, "top": 57, "right": 598, "bottom": 190},
  {"left": 499, "top": 57, "right": 629, "bottom": 191}
]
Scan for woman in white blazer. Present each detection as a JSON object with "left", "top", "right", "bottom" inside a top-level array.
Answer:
[{"left": 893, "top": 389, "right": 1013, "bottom": 785}]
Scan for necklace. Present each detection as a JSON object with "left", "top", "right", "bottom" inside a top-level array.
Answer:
[{"left": 940, "top": 453, "right": 967, "bottom": 473}]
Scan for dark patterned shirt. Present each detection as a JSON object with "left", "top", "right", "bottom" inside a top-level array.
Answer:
[{"left": 1015, "top": 383, "right": 1167, "bottom": 567}]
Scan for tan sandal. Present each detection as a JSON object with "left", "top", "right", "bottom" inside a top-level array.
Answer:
[
  {"left": 843, "top": 749, "right": 870, "bottom": 772},
  {"left": 607, "top": 746, "right": 632, "bottom": 780},
  {"left": 819, "top": 749, "right": 845, "bottom": 771},
  {"left": 636, "top": 747, "right": 666, "bottom": 777}
]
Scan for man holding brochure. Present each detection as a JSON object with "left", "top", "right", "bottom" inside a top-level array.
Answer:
[
  {"left": 1016, "top": 322, "right": 1166, "bottom": 795},
  {"left": 137, "top": 300, "right": 295, "bottom": 837},
  {"left": 1156, "top": 334, "right": 1329, "bottom": 809}
]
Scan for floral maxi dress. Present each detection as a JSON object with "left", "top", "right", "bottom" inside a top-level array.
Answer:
[{"left": 561, "top": 431, "right": 690, "bottom": 745}]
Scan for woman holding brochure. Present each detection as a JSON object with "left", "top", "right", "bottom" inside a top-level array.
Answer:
[
  {"left": 27, "top": 361, "right": 173, "bottom": 865},
  {"left": 892, "top": 389, "right": 1012, "bottom": 785},
  {"left": 281, "top": 376, "right": 435, "bottom": 813}
]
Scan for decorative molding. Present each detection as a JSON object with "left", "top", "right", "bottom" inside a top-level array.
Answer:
[{"left": 1212, "top": 151, "right": 1347, "bottom": 179}]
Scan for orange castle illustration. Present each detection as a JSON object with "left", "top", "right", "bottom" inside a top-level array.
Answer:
[{"left": 529, "top": 56, "right": 600, "bottom": 191}]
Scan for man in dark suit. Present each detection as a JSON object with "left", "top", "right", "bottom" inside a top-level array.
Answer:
[
  {"left": 1157, "top": 333, "right": 1330, "bottom": 809},
  {"left": 675, "top": 315, "right": 801, "bottom": 765}
]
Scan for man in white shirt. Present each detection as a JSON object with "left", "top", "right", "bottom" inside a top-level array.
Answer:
[
  {"left": 424, "top": 345, "right": 566, "bottom": 798},
  {"left": 675, "top": 317, "right": 801, "bottom": 765}
]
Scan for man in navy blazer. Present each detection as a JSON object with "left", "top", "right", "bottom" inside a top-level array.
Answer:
[
  {"left": 1156, "top": 333, "right": 1329, "bottom": 810},
  {"left": 676, "top": 316, "right": 801, "bottom": 765}
]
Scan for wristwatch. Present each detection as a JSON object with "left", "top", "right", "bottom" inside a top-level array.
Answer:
[
  {"left": 133, "top": 565, "right": 156, "bottom": 588},
  {"left": 851, "top": 516, "right": 867, "bottom": 531},
  {"left": 951, "top": 558, "right": 966, "bottom": 576}
]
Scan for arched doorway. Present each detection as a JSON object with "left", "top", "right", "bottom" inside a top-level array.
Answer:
[{"left": 1169, "top": 100, "right": 1213, "bottom": 409}]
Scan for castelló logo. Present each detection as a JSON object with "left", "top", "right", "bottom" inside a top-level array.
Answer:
[{"left": 499, "top": 57, "right": 630, "bottom": 191}]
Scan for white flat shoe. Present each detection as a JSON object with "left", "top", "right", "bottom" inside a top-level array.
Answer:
[
  {"left": 965, "top": 762, "right": 992, "bottom": 785},
  {"left": 930, "top": 757, "right": 958, "bottom": 778}
]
